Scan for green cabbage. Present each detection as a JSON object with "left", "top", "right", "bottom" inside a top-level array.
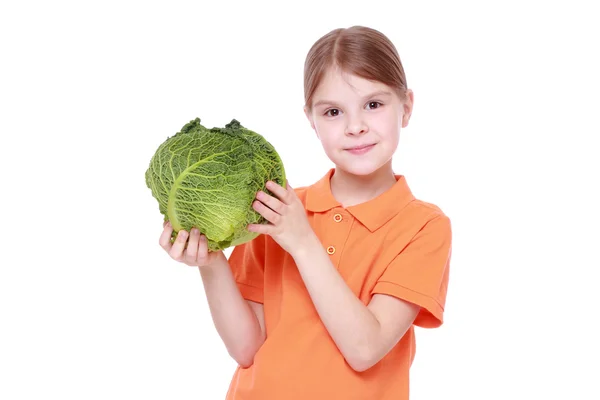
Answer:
[{"left": 145, "top": 117, "right": 286, "bottom": 251}]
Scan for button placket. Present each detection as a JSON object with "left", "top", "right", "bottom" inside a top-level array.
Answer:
[
  {"left": 323, "top": 210, "right": 352, "bottom": 271},
  {"left": 326, "top": 212, "right": 339, "bottom": 257}
]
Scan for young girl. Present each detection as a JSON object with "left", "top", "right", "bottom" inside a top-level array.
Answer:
[{"left": 160, "top": 25, "right": 452, "bottom": 400}]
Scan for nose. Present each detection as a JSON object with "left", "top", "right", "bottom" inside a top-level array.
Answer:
[{"left": 344, "top": 114, "right": 368, "bottom": 136}]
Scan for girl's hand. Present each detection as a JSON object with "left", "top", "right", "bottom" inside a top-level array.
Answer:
[
  {"left": 248, "top": 181, "right": 316, "bottom": 257},
  {"left": 159, "top": 221, "right": 223, "bottom": 267}
]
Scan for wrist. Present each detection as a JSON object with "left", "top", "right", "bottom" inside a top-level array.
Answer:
[
  {"left": 198, "top": 251, "right": 227, "bottom": 273},
  {"left": 290, "top": 231, "right": 321, "bottom": 261}
]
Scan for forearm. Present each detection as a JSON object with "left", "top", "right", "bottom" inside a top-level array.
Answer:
[
  {"left": 292, "top": 235, "right": 382, "bottom": 371},
  {"left": 198, "top": 253, "right": 264, "bottom": 367}
]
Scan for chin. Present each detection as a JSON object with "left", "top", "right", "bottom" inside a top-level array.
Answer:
[{"left": 335, "top": 159, "right": 387, "bottom": 177}]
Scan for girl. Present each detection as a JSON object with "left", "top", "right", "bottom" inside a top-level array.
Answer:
[{"left": 160, "top": 25, "right": 452, "bottom": 400}]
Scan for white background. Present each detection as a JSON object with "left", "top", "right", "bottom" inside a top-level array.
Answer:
[{"left": 1, "top": 0, "right": 599, "bottom": 399}]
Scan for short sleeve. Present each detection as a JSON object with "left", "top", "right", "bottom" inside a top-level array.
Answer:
[
  {"left": 227, "top": 234, "right": 266, "bottom": 304},
  {"left": 371, "top": 215, "right": 452, "bottom": 328}
]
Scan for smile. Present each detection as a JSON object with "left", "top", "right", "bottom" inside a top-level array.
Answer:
[{"left": 345, "top": 144, "right": 376, "bottom": 155}]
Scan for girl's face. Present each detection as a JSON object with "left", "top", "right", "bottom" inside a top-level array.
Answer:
[{"left": 305, "top": 66, "right": 413, "bottom": 177}]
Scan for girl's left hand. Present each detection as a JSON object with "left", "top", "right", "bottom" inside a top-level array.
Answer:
[{"left": 248, "top": 180, "right": 316, "bottom": 256}]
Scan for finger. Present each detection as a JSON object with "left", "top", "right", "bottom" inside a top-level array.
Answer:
[
  {"left": 185, "top": 228, "right": 200, "bottom": 262},
  {"left": 196, "top": 234, "right": 209, "bottom": 262},
  {"left": 253, "top": 200, "right": 280, "bottom": 224},
  {"left": 247, "top": 223, "right": 273, "bottom": 235},
  {"left": 169, "top": 230, "right": 189, "bottom": 260},
  {"left": 285, "top": 181, "right": 297, "bottom": 202},
  {"left": 159, "top": 221, "right": 174, "bottom": 250},
  {"left": 256, "top": 191, "right": 285, "bottom": 214},
  {"left": 265, "top": 180, "right": 291, "bottom": 204},
  {"left": 266, "top": 180, "right": 294, "bottom": 204}
]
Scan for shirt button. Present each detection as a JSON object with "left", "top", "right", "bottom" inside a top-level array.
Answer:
[
  {"left": 333, "top": 213, "right": 343, "bottom": 222},
  {"left": 326, "top": 246, "right": 336, "bottom": 255}
]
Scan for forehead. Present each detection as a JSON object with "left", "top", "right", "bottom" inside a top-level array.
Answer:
[{"left": 313, "top": 66, "right": 391, "bottom": 100}]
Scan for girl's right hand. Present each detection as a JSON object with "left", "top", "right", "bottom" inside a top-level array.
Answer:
[{"left": 159, "top": 221, "right": 223, "bottom": 267}]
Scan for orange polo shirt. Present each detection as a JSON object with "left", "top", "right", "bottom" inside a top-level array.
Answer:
[{"left": 225, "top": 168, "right": 452, "bottom": 400}]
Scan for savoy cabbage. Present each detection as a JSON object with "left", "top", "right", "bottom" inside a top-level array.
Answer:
[{"left": 145, "top": 118, "right": 286, "bottom": 251}]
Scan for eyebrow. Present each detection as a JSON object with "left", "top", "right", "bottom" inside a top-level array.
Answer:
[{"left": 313, "top": 90, "right": 393, "bottom": 108}]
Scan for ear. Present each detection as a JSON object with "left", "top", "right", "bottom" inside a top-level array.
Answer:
[
  {"left": 401, "top": 89, "right": 414, "bottom": 128},
  {"left": 303, "top": 106, "right": 315, "bottom": 129},
  {"left": 304, "top": 106, "right": 319, "bottom": 138}
]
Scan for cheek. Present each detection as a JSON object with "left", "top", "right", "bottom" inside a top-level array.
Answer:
[
  {"left": 319, "top": 136, "right": 338, "bottom": 153},
  {"left": 314, "top": 122, "right": 338, "bottom": 146},
  {"left": 373, "top": 114, "right": 401, "bottom": 141}
]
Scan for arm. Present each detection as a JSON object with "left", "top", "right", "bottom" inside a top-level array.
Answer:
[
  {"left": 292, "top": 235, "right": 419, "bottom": 372},
  {"left": 199, "top": 253, "right": 266, "bottom": 368},
  {"left": 248, "top": 182, "right": 419, "bottom": 372},
  {"left": 159, "top": 223, "right": 265, "bottom": 368}
]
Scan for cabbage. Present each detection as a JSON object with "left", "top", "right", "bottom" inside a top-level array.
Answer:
[{"left": 145, "top": 118, "right": 286, "bottom": 251}]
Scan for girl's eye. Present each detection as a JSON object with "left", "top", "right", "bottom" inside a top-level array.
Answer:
[
  {"left": 325, "top": 109, "right": 340, "bottom": 117},
  {"left": 367, "top": 101, "right": 382, "bottom": 109}
]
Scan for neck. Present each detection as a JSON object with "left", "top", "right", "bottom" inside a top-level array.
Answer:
[{"left": 330, "top": 163, "right": 397, "bottom": 208}]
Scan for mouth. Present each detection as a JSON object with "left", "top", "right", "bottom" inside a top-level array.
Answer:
[{"left": 344, "top": 143, "right": 376, "bottom": 154}]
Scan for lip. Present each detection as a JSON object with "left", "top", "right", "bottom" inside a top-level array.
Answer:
[{"left": 345, "top": 143, "right": 376, "bottom": 155}]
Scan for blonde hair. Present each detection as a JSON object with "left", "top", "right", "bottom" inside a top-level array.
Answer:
[{"left": 304, "top": 26, "right": 408, "bottom": 112}]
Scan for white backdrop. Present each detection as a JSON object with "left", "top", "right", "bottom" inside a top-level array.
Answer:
[{"left": 1, "top": 0, "right": 599, "bottom": 399}]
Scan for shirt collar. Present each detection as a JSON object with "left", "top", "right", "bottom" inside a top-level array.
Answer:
[{"left": 305, "top": 168, "right": 415, "bottom": 232}]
